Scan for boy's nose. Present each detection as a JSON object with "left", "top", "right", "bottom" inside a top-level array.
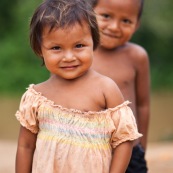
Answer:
[{"left": 108, "top": 21, "right": 120, "bottom": 32}]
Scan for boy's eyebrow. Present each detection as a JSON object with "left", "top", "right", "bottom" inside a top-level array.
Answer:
[{"left": 95, "top": 6, "right": 113, "bottom": 14}]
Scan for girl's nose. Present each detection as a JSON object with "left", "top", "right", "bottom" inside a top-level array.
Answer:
[{"left": 62, "top": 51, "right": 76, "bottom": 62}]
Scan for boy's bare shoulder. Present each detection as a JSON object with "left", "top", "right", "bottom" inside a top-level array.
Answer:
[
  {"left": 126, "top": 42, "right": 149, "bottom": 61},
  {"left": 121, "top": 42, "right": 150, "bottom": 70}
]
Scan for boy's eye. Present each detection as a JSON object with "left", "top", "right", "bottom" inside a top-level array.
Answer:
[
  {"left": 76, "top": 44, "right": 84, "bottom": 48},
  {"left": 122, "top": 19, "right": 132, "bottom": 24},
  {"left": 102, "top": 14, "right": 110, "bottom": 19}
]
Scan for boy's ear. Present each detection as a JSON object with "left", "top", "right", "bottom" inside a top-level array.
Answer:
[{"left": 135, "top": 20, "right": 141, "bottom": 31}]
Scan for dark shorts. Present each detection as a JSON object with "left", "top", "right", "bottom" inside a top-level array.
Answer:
[{"left": 125, "top": 144, "right": 148, "bottom": 173}]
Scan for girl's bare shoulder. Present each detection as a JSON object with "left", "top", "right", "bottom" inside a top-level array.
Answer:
[
  {"left": 32, "top": 80, "right": 51, "bottom": 95},
  {"left": 92, "top": 70, "right": 117, "bottom": 86},
  {"left": 92, "top": 71, "right": 124, "bottom": 107}
]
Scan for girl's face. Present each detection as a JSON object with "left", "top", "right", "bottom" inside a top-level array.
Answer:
[
  {"left": 94, "top": 0, "right": 140, "bottom": 50},
  {"left": 40, "top": 22, "right": 94, "bottom": 80}
]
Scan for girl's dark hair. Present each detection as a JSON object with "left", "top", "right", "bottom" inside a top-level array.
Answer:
[{"left": 30, "top": 0, "right": 100, "bottom": 56}]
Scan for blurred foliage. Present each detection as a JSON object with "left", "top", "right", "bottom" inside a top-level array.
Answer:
[
  {"left": 0, "top": 0, "right": 49, "bottom": 95},
  {"left": 132, "top": 0, "right": 173, "bottom": 91},
  {"left": 0, "top": 0, "right": 173, "bottom": 95}
]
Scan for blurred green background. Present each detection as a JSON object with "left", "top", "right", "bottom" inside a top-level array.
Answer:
[{"left": 0, "top": 0, "right": 173, "bottom": 142}]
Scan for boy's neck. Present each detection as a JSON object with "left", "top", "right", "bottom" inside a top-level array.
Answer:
[{"left": 96, "top": 43, "right": 129, "bottom": 53}]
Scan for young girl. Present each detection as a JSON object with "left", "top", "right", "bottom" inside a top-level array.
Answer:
[{"left": 15, "top": 0, "right": 142, "bottom": 173}]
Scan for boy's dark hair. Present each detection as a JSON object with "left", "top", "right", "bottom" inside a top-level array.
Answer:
[
  {"left": 91, "top": 0, "right": 144, "bottom": 20},
  {"left": 30, "top": 0, "right": 100, "bottom": 56},
  {"left": 138, "top": 0, "right": 144, "bottom": 19}
]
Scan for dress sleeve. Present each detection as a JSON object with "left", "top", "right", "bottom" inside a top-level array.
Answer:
[
  {"left": 110, "top": 101, "right": 142, "bottom": 148},
  {"left": 15, "top": 86, "right": 41, "bottom": 134}
]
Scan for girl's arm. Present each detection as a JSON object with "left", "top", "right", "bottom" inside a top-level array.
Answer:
[
  {"left": 101, "top": 75, "right": 133, "bottom": 173},
  {"left": 16, "top": 126, "right": 37, "bottom": 173},
  {"left": 109, "top": 141, "right": 133, "bottom": 173}
]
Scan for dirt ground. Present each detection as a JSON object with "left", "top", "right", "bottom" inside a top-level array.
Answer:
[
  {"left": 146, "top": 142, "right": 173, "bottom": 173},
  {"left": 0, "top": 140, "right": 173, "bottom": 173}
]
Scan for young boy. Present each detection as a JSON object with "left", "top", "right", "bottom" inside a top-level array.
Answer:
[{"left": 91, "top": 0, "right": 150, "bottom": 172}]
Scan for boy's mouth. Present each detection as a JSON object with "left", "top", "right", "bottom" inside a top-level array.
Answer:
[{"left": 102, "top": 31, "right": 121, "bottom": 39}]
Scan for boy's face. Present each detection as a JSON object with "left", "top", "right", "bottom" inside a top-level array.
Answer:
[
  {"left": 94, "top": 0, "right": 140, "bottom": 49},
  {"left": 40, "top": 22, "right": 94, "bottom": 80}
]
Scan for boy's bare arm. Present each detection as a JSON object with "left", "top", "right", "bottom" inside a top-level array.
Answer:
[
  {"left": 109, "top": 141, "right": 133, "bottom": 173},
  {"left": 135, "top": 47, "right": 150, "bottom": 151},
  {"left": 16, "top": 126, "right": 37, "bottom": 173}
]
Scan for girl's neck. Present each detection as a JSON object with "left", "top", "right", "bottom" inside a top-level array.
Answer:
[{"left": 49, "top": 69, "right": 92, "bottom": 86}]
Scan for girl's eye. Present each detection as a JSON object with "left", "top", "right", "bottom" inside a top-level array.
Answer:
[
  {"left": 76, "top": 44, "right": 84, "bottom": 48},
  {"left": 51, "top": 46, "right": 61, "bottom": 50}
]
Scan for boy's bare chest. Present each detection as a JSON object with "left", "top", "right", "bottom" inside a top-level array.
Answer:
[{"left": 92, "top": 55, "right": 136, "bottom": 89}]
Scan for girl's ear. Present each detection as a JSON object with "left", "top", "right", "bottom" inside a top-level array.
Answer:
[
  {"left": 40, "top": 57, "right": 45, "bottom": 66},
  {"left": 38, "top": 51, "right": 43, "bottom": 57},
  {"left": 41, "top": 58, "right": 45, "bottom": 66},
  {"left": 38, "top": 52, "right": 45, "bottom": 66}
]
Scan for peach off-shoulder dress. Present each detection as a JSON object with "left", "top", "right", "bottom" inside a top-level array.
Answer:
[{"left": 15, "top": 84, "right": 142, "bottom": 173}]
